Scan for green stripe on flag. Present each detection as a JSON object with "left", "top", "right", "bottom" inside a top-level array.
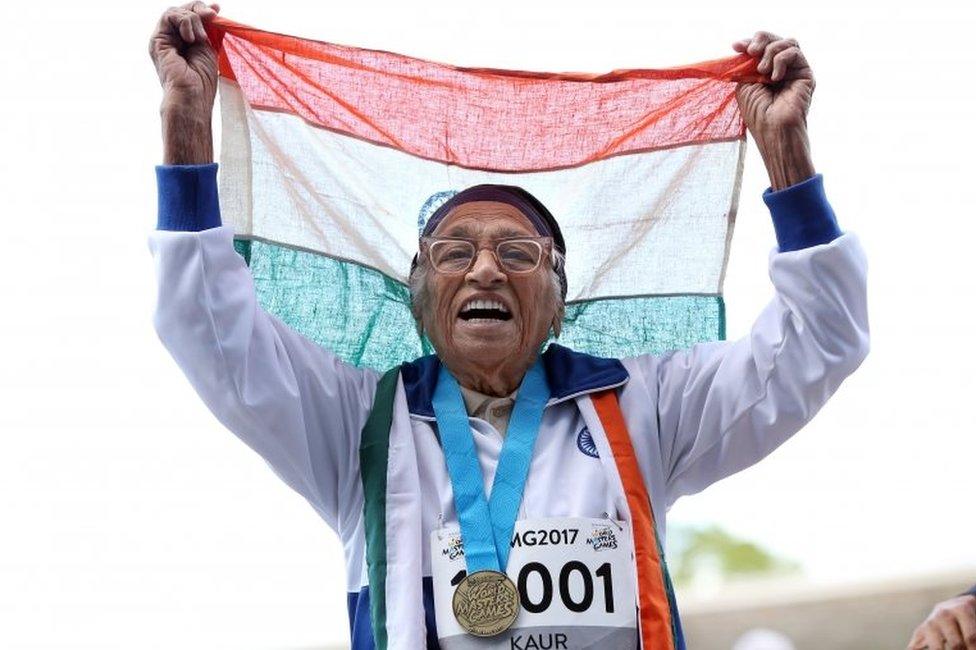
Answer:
[
  {"left": 239, "top": 238, "right": 433, "bottom": 369},
  {"left": 559, "top": 295, "right": 726, "bottom": 359},
  {"left": 236, "top": 238, "right": 725, "bottom": 370},
  {"left": 233, "top": 238, "right": 252, "bottom": 265}
]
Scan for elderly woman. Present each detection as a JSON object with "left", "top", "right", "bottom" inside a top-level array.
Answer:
[{"left": 149, "top": 4, "right": 868, "bottom": 649}]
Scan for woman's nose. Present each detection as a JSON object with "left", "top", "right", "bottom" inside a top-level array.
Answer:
[{"left": 466, "top": 248, "right": 506, "bottom": 284}]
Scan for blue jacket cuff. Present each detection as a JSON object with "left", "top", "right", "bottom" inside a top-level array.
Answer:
[
  {"left": 762, "top": 173, "right": 842, "bottom": 252},
  {"left": 156, "top": 163, "right": 222, "bottom": 231},
  {"left": 964, "top": 584, "right": 976, "bottom": 598}
]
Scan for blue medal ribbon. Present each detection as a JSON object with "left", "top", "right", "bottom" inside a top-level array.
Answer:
[{"left": 433, "top": 358, "right": 551, "bottom": 573}]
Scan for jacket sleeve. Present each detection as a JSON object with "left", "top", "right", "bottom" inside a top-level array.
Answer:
[
  {"left": 148, "top": 164, "right": 380, "bottom": 532},
  {"left": 628, "top": 174, "right": 870, "bottom": 507}
]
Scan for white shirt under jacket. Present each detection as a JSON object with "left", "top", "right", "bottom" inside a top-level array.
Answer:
[{"left": 148, "top": 169, "right": 869, "bottom": 602}]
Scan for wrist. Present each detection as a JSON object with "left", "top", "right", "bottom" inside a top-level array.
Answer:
[
  {"left": 160, "top": 99, "right": 214, "bottom": 165},
  {"left": 753, "top": 126, "right": 816, "bottom": 191}
]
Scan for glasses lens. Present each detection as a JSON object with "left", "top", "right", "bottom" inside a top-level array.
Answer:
[
  {"left": 429, "top": 240, "right": 475, "bottom": 273},
  {"left": 497, "top": 240, "right": 542, "bottom": 273}
]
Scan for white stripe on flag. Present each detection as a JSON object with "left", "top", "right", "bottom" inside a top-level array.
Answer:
[{"left": 219, "top": 80, "right": 742, "bottom": 300}]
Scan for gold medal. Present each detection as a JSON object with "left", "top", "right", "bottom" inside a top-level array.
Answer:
[{"left": 452, "top": 570, "right": 520, "bottom": 637}]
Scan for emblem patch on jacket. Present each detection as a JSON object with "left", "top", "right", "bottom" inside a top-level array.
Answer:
[{"left": 576, "top": 426, "right": 599, "bottom": 458}]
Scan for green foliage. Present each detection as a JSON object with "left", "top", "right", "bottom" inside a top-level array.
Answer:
[{"left": 668, "top": 525, "right": 800, "bottom": 587}]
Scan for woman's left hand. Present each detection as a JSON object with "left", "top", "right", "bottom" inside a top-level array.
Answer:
[
  {"left": 733, "top": 31, "right": 817, "bottom": 190},
  {"left": 733, "top": 31, "right": 815, "bottom": 138}
]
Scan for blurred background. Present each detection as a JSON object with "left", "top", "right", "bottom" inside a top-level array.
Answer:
[{"left": 1, "top": 0, "right": 973, "bottom": 648}]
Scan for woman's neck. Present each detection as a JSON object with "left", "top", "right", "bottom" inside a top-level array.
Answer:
[{"left": 447, "top": 355, "right": 535, "bottom": 397}]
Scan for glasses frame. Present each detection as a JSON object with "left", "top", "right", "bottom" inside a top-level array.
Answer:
[{"left": 420, "top": 235, "right": 554, "bottom": 275}]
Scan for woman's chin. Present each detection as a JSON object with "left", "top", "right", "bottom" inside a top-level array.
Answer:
[{"left": 447, "top": 323, "right": 521, "bottom": 362}]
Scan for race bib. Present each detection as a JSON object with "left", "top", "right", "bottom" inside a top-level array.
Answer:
[{"left": 430, "top": 517, "right": 638, "bottom": 649}]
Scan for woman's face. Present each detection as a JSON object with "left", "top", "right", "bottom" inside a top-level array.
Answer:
[{"left": 421, "top": 201, "right": 557, "bottom": 380}]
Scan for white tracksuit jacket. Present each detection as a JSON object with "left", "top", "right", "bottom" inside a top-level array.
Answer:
[{"left": 148, "top": 166, "right": 869, "bottom": 648}]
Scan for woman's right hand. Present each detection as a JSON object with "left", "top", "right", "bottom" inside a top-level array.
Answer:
[
  {"left": 148, "top": 2, "right": 221, "bottom": 163},
  {"left": 907, "top": 594, "right": 976, "bottom": 650}
]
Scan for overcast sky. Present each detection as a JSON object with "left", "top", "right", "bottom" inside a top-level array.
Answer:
[{"left": 2, "top": 0, "right": 974, "bottom": 647}]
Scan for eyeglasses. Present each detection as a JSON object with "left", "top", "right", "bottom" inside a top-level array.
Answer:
[{"left": 421, "top": 236, "right": 553, "bottom": 275}]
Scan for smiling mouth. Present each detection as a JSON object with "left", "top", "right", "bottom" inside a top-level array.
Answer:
[
  {"left": 458, "top": 299, "right": 513, "bottom": 322},
  {"left": 459, "top": 310, "right": 512, "bottom": 322}
]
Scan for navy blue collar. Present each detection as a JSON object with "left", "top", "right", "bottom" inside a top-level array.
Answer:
[{"left": 400, "top": 343, "right": 628, "bottom": 418}]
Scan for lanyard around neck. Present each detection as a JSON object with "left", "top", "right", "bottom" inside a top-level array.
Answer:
[{"left": 432, "top": 359, "right": 550, "bottom": 573}]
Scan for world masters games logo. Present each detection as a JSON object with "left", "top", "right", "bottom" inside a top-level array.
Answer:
[
  {"left": 586, "top": 525, "right": 619, "bottom": 552},
  {"left": 442, "top": 533, "right": 465, "bottom": 561}
]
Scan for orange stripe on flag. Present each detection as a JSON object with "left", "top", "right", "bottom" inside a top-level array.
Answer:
[
  {"left": 592, "top": 390, "right": 675, "bottom": 650},
  {"left": 205, "top": 17, "right": 764, "bottom": 172}
]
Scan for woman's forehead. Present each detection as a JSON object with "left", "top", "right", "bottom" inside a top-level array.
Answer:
[{"left": 433, "top": 201, "right": 537, "bottom": 237}]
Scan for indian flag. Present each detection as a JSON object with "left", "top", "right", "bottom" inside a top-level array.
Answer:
[{"left": 207, "top": 18, "right": 762, "bottom": 370}]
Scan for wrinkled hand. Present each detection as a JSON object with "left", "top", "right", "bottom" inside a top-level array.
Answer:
[
  {"left": 908, "top": 595, "right": 976, "bottom": 650},
  {"left": 148, "top": 2, "right": 221, "bottom": 164},
  {"left": 149, "top": 2, "right": 221, "bottom": 109},
  {"left": 733, "top": 31, "right": 815, "bottom": 139},
  {"left": 731, "top": 31, "right": 816, "bottom": 190}
]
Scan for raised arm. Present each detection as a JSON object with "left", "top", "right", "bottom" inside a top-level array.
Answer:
[
  {"left": 649, "top": 191, "right": 868, "bottom": 504},
  {"left": 624, "top": 32, "right": 869, "bottom": 505},
  {"left": 147, "top": 3, "right": 379, "bottom": 533}
]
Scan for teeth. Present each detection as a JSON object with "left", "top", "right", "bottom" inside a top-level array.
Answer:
[{"left": 462, "top": 299, "right": 509, "bottom": 313}]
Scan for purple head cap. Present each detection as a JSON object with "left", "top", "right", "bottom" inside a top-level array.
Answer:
[
  {"left": 413, "top": 184, "right": 567, "bottom": 299},
  {"left": 422, "top": 185, "right": 565, "bottom": 252}
]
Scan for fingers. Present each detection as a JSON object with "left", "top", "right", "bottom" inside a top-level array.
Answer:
[
  {"left": 757, "top": 38, "right": 794, "bottom": 74},
  {"left": 184, "top": 1, "right": 220, "bottom": 20},
  {"left": 770, "top": 46, "right": 807, "bottom": 82},
  {"left": 908, "top": 624, "right": 928, "bottom": 649},
  {"left": 747, "top": 31, "right": 780, "bottom": 57},
  {"left": 961, "top": 620, "right": 976, "bottom": 649},
  {"left": 910, "top": 597, "right": 976, "bottom": 650},
  {"left": 158, "top": 2, "right": 218, "bottom": 46},
  {"left": 948, "top": 596, "right": 976, "bottom": 650},
  {"left": 909, "top": 622, "right": 943, "bottom": 650},
  {"left": 936, "top": 609, "right": 966, "bottom": 649},
  {"left": 922, "top": 625, "right": 946, "bottom": 650},
  {"left": 185, "top": 3, "right": 208, "bottom": 42},
  {"left": 169, "top": 7, "right": 203, "bottom": 45},
  {"left": 174, "top": 11, "right": 196, "bottom": 43},
  {"left": 953, "top": 597, "right": 976, "bottom": 649},
  {"left": 731, "top": 31, "right": 781, "bottom": 67},
  {"left": 149, "top": 2, "right": 220, "bottom": 70},
  {"left": 926, "top": 596, "right": 976, "bottom": 650},
  {"left": 733, "top": 31, "right": 812, "bottom": 83}
]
